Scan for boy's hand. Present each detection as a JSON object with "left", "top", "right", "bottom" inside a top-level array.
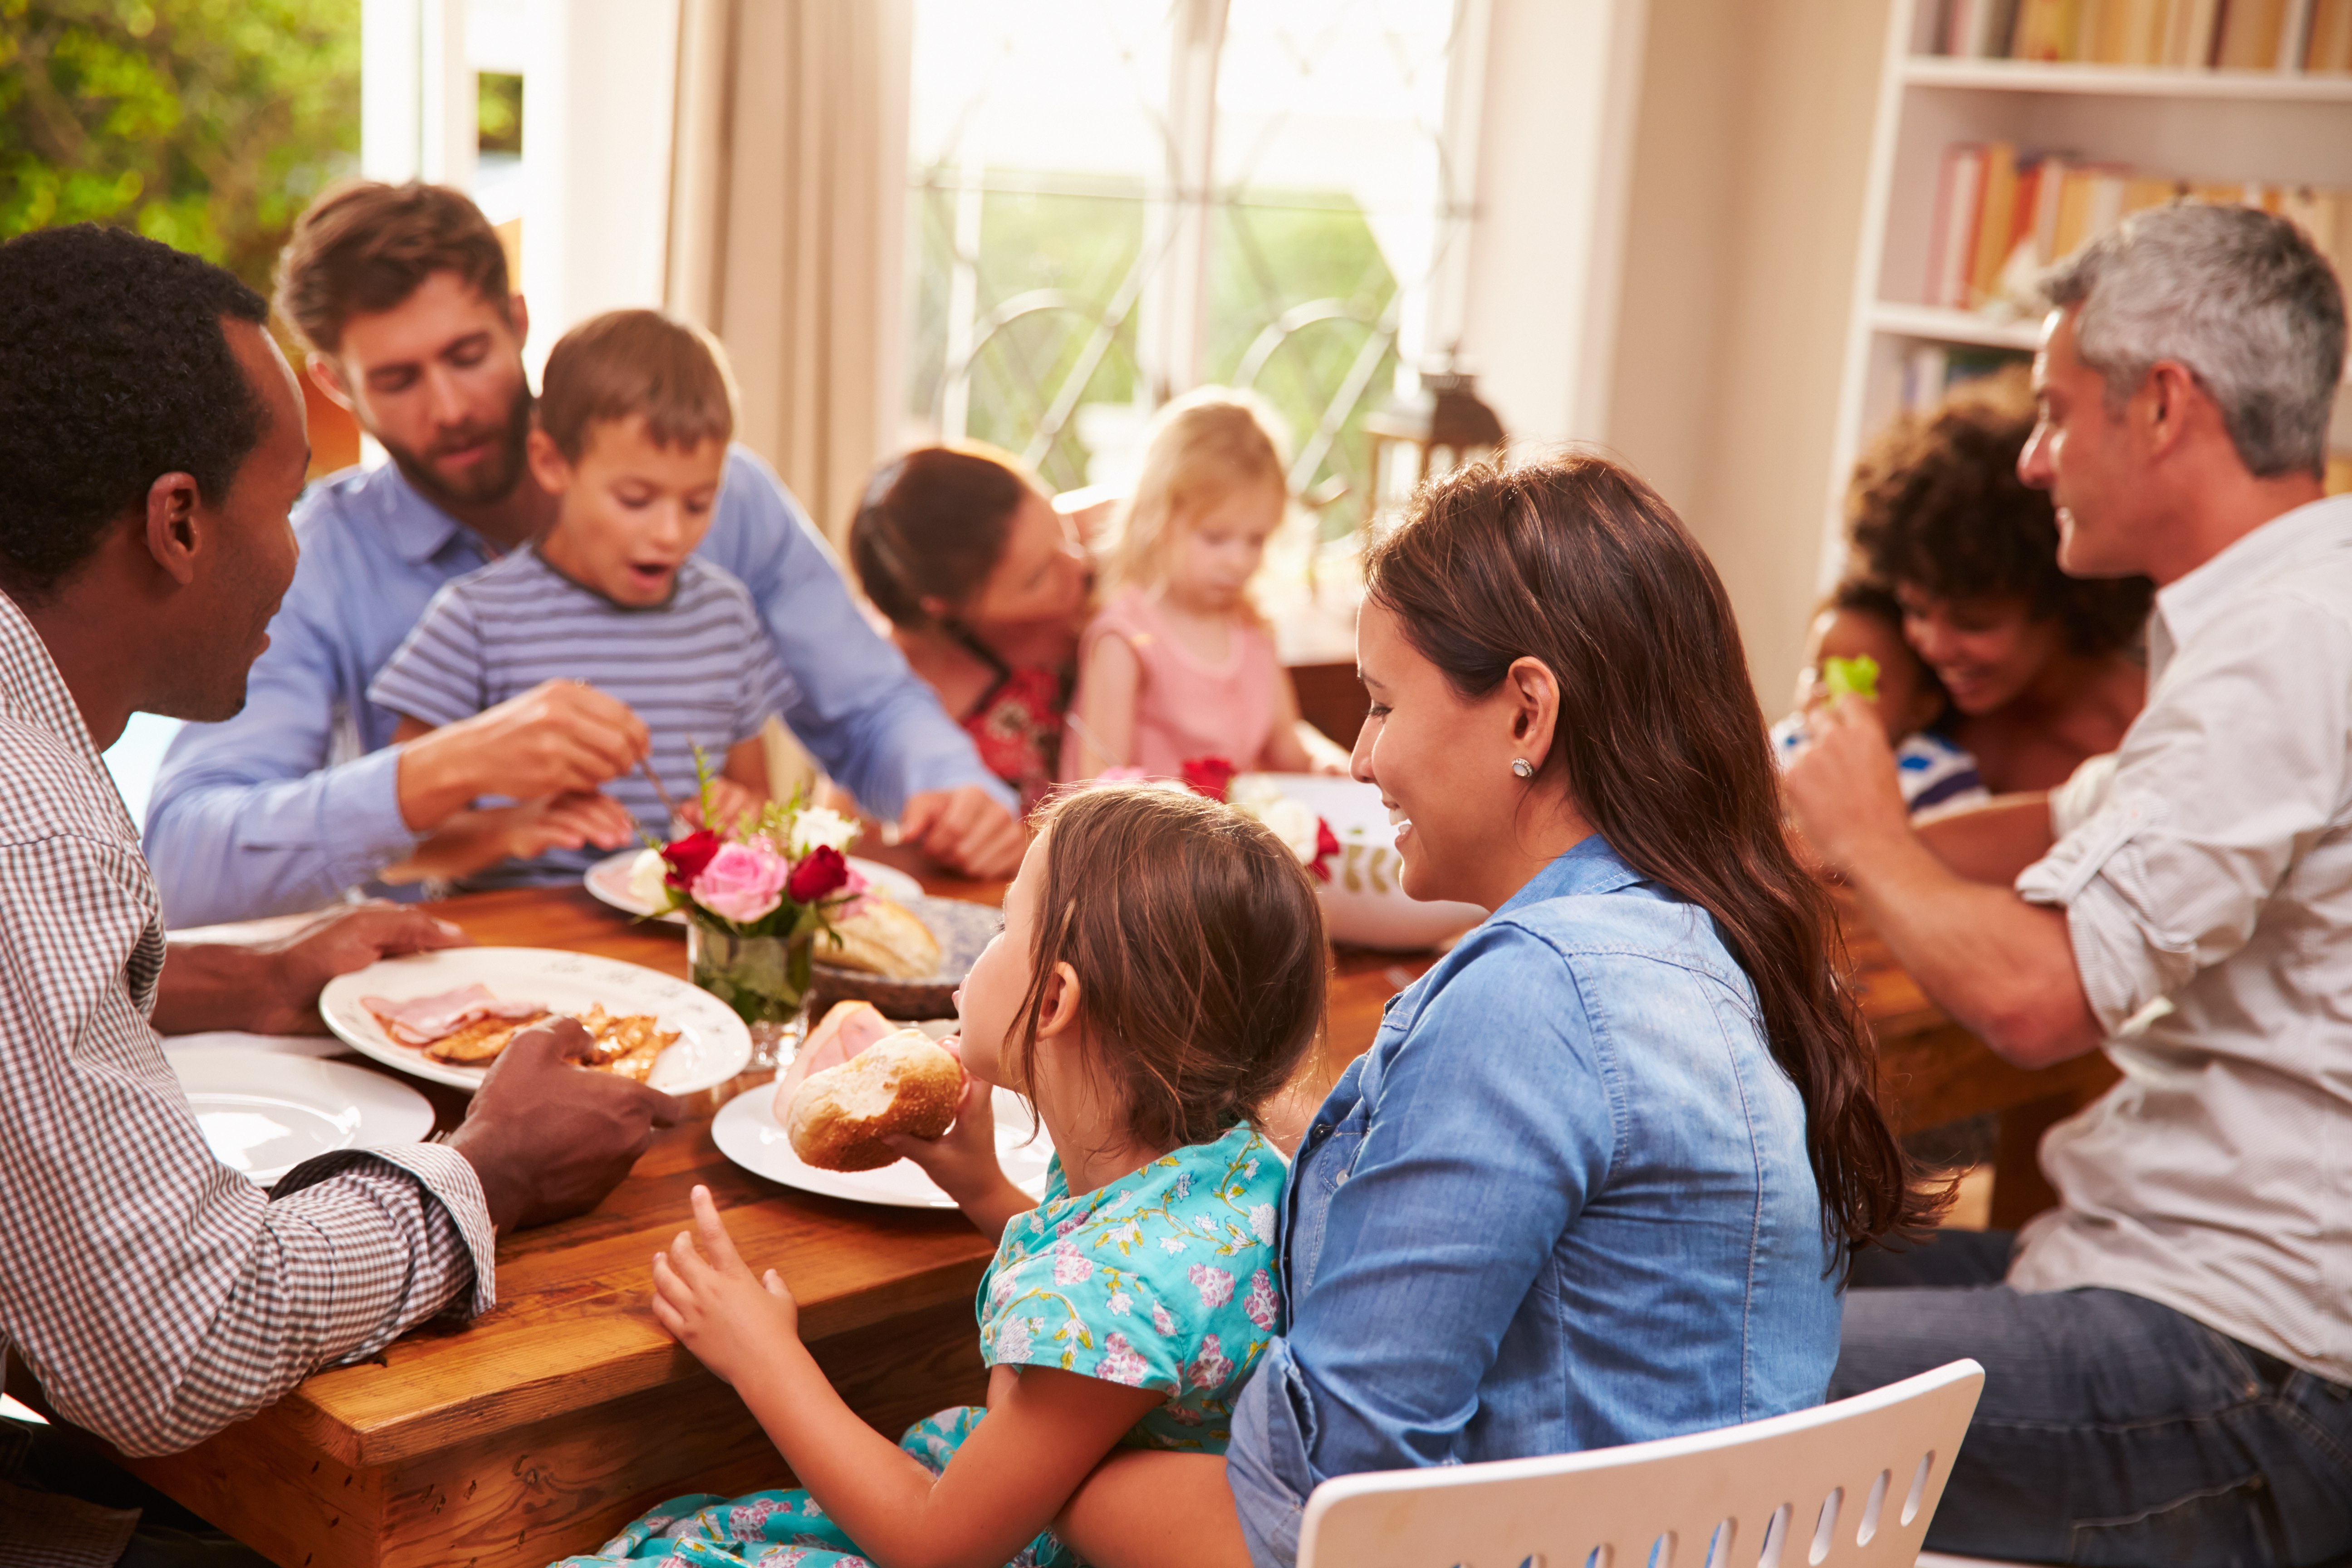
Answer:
[
  {"left": 651, "top": 1184, "right": 803, "bottom": 1388},
  {"left": 681, "top": 777, "right": 765, "bottom": 837},
  {"left": 385, "top": 793, "right": 637, "bottom": 884},
  {"left": 399, "top": 679, "right": 650, "bottom": 831}
]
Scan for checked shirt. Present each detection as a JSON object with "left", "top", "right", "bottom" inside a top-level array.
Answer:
[{"left": 0, "top": 592, "right": 495, "bottom": 1487}]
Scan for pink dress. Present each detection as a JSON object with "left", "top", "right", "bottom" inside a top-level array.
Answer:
[{"left": 1070, "top": 585, "right": 1279, "bottom": 779}]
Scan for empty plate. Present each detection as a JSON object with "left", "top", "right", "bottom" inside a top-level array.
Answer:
[{"left": 166, "top": 1048, "right": 435, "bottom": 1185}]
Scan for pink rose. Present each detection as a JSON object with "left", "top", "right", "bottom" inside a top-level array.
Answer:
[
  {"left": 693, "top": 842, "right": 790, "bottom": 924},
  {"left": 1243, "top": 1268, "right": 1280, "bottom": 1330},
  {"left": 1097, "top": 1332, "right": 1149, "bottom": 1387}
]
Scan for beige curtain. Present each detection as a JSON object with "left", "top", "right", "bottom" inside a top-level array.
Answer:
[{"left": 666, "top": 0, "right": 910, "bottom": 544}]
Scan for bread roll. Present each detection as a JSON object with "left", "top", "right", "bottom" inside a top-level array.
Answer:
[
  {"left": 815, "top": 896, "right": 942, "bottom": 980},
  {"left": 784, "top": 1027, "right": 963, "bottom": 1171}
]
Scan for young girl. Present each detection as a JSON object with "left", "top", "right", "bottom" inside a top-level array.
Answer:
[
  {"left": 1061, "top": 387, "right": 1342, "bottom": 782},
  {"left": 555, "top": 782, "right": 1328, "bottom": 1568}
]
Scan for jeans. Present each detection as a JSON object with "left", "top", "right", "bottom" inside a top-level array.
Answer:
[{"left": 1834, "top": 1231, "right": 2352, "bottom": 1566}]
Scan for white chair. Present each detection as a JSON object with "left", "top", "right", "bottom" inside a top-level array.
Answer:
[{"left": 1297, "top": 1359, "right": 1984, "bottom": 1568}]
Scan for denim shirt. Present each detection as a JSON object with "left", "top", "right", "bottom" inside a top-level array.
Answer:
[
  {"left": 1227, "top": 837, "right": 1839, "bottom": 1566},
  {"left": 142, "top": 447, "right": 1010, "bottom": 925}
]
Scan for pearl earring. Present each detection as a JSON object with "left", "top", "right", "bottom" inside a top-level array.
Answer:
[{"left": 1511, "top": 757, "right": 1534, "bottom": 779}]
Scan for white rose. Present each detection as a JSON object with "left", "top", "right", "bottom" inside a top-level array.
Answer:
[
  {"left": 625, "top": 846, "right": 671, "bottom": 908},
  {"left": 788, "top": 806, "right": 860, "bottom": 858},
  {"left": 1259, "top": 797, "right": 1322, "bottom": 866},
  {"left": 1229, "top": 774, "right": 1284, "bottom": 815}
]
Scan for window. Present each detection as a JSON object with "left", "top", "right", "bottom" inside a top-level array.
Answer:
[{"left": 904, "top": 0, "right": 1476, "bottom": 538}]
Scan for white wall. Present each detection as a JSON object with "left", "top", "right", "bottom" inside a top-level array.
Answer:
[
  {"left": 1606, "top": 0, "right": 1889, "bottom": 703},
  {"left": 518, "top": 0, "right": 682, "bottom": 380},
  {"left": 1455, "top": 0, "right": 1651, "bottom": 447}
]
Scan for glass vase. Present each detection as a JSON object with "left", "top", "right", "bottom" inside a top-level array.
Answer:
[{"left": 686, "top": 916, "right": 814, "bottom": 1072}]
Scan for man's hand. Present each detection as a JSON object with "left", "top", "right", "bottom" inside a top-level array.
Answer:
[
  {"left": 396, "top": 680, "right": 651, "bottom": 832},
  {"left": 383, "top": 792, "right": 639, "bottom": 886},
  {"left": 153, "top": 902, "right": 472, "bottom": 1037},
  {"left": 1783, "top": 696, "right": 1913, "bottom": 875},
  {"left": 650, "top": 1184, "right": 803, "bottom": 1387},
  {"left": 899, "top": 785, "right": 1025, "bottom": 880},
  {"left": 446, "top": 1020, "right": 682, "bottom": 1231}
]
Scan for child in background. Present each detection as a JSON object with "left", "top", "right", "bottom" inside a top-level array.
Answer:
[
  {"left": 556, "top": 783, "right": 1328, "bottom": 1568},
  {"left": 1061, "top": 387, "right": 1343, "bottom": 781},
  {"left": 1774, "top": 578, "right": 1987, "bottom": 815},
  {"left": 369, "top": 310, "right": 789, "bottom": 891}
]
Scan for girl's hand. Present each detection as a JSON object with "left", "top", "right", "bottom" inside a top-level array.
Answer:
[
  {"left": 884, "top": 1073, "right": 1003, "bottom": 1200},
  {"left": 650, "top": 1185, "right": 801, "bottom": 1387},
  {"left": 884, "top": 1074, "right": 1034, "bottom": 1241}
]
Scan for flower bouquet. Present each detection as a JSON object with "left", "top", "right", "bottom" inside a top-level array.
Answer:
[
  {"left": 1178, "top": 756, "right": 1340, "bottom": 881},
  {"left": 624, "top": 782, "right": 867, "bottom": 1067}
]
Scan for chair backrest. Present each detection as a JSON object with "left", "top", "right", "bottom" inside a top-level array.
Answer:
[{"left": 1296, "top": 1359, "right": 1984, "bottom": 1568}]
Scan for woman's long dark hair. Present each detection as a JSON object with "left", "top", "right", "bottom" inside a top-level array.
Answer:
[{"left": 1366, "top": 456, "right": 1944, "bottom": 1259}]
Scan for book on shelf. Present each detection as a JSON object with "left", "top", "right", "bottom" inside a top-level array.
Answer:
[
  {"left": 1923, "top": 138, "right": 2352, "bottom": 314},
  {"left": 1940, "top": 0, "right": 2326, "bottom": 67}
]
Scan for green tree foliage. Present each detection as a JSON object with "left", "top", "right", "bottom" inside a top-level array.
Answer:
[{"left": 0, "top": 0, "right": 359, "bottom": 292}]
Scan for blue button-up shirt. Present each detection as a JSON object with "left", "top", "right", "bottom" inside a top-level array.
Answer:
[
  {"left": 144, "top": 448, "right": 1009, "bottom": 925},
  {"left": 1227, "top": 837, "right": 1840, "bottom": 1566}
]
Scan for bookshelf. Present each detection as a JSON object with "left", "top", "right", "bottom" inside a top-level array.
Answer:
[{"left": 1820, "top": 0, "right": 2352, "bottom": 586}]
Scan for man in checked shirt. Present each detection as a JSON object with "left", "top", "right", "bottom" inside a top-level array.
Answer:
[{"left": 0, "top": 227, "right": 680, "bottom": 1564}]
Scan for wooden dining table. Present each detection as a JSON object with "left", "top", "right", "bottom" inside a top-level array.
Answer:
[{"left": 17, "top": 851, "right": 2117, "bottom": 1568}]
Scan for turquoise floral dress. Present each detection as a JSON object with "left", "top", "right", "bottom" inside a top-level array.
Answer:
[{"left": 552, "top": 1123, "right": 1285, "bottom": 1568}]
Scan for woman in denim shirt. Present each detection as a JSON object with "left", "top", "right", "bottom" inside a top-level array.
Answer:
[{"left": 1058, "top": 457, "right": 1938, "bottom": 1568}]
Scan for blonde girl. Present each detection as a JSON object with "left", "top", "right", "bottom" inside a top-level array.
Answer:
[{"left": 1062, "top": 388, "right": 1342, "bottom": 781}]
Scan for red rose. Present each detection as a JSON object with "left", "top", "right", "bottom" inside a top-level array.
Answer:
[
  {"left": 1310, "top": 816, "right": 1340, "bottom": 882},
  {"left": 660, "top": 829, "right": 722, "bottom": 890},
  {"left": 1181, "top": 755, "right": 1238, "bottom": 802},
  {"left": 786, "top": 844, "right": 850, "bottom": 904}
]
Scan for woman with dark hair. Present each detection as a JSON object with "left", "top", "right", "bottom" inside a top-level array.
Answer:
[
  {"left": 848, "top": 447, "right": 1093, "bottom": 808},
  {"left": 1053, "top": 455, "right": 1939, "bottom": 1568},
  {"left": 1847, "top": 375, "right": 2149, "bottom": 791}
]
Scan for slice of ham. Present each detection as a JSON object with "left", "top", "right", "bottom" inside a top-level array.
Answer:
[{"left": 363, "top": 983, "right": 548, "bottom": 1046}]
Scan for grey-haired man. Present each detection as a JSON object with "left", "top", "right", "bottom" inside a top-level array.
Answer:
[{"left": 1788, "top": 203, "right": 2352, "bottom": 1564}]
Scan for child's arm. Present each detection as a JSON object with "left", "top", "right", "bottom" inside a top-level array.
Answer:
[
  {"left": 884, "top": 1075, "right": 1032, "bottom": 1241},
  {"left": 674, "top": 735, "right": 770, "bottom": 836},
  {"left": 1063, "top": 633, "right": 1141, "bottom": 781},
  {"left": 655, "top": 1186, "right": 1162, "bottom": 1568},
  {"left": 1257, "top": 667, "right": 1351, "bottom": 774},
  {"left": 380, "top": 715, "right": 636, "bottom": 882}
]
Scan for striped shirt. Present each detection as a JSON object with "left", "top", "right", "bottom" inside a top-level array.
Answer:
[
  {"left": 0, "top": 592, "right": 492, "bottom": 1494},
  {"left": 1772, "top": 715, "right": 1988, "bottom": 815},
  {"left": 368, "top": 549, "right": 792, "bottom": 890}
]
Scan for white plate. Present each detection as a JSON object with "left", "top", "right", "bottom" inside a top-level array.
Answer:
[
  {"left": 165, "top": 1047, "right": 435, "bottom": 1185},
  {"left": 584, "top": 851, "right": 923, "bottom": 926},
  {"left": 713, "top": 1073, "right": 1054, "bottom": 1210},
  {"left": 318, "top": 947, "right": 753, "bottom": 1094}
]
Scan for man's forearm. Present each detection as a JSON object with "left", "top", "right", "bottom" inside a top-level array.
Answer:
[
  {"left": 152, "top": 941, "right": 299, "bottom": 1036},
  {"left": 1842, "top": 826, "right": 2102, "bottom": 1068},
  {"left": 1915, "top": 793, "right": 2056, "bottom": 885}
]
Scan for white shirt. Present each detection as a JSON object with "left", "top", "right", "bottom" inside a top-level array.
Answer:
[{"left": 2012, "top": 493, "right": 2352, "bottom": 1382}]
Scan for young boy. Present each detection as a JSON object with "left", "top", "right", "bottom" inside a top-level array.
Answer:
[
  {"left": 369, "top": 309, "right": 788, "bottom": 890},
  {"left": 1773, "top": 578, "right": 1987, "bottom": 816}
]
